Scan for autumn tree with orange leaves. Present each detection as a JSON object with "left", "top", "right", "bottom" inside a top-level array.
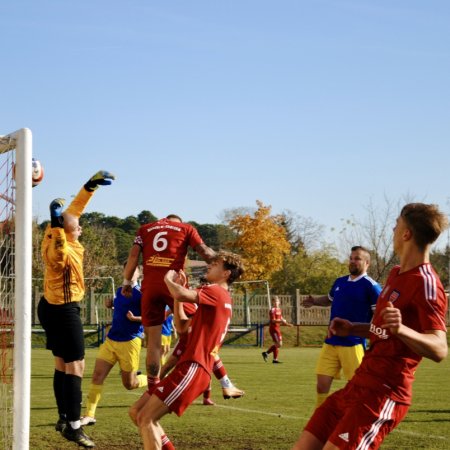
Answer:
[{"left": 227, "top": 200, "right": 290, "bottom": 281}]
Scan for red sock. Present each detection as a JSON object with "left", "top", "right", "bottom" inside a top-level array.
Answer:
[
  {"left": 273, "top": 347, "right": 279, "bottom": 360},
  {"left": 213, "top": 358, "right": 227, "bottom": 380},
  {"left": 161, "top": 434, "right": 175, "bottom": 450},
  {"left": 147, "top": 376, "right": 160, "bottom": 395}
]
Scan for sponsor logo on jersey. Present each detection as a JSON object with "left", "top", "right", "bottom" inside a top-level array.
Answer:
[
  {"left": 370, "top": 322, "right": 389, "bottom": 339},
  {"left": 338, "top": 432, "right": 349, "bottom": 442},
  {"left": 389, "top": 290, "right": 400, "bottom": 303},
  {"left": 147, "top": 224, "right": 182, "bottom": 232},
  {"left": 145, "top": 256, "right": 174, "bottom": 267}
]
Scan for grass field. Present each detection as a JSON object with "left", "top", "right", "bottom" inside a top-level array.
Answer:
[{"left": 30, "top": 337, "right": 450, "bottom": 450}]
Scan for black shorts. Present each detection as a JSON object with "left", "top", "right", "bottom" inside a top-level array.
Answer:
[{"left": 37, "top": 296, "right": 85, "bottom": 363}]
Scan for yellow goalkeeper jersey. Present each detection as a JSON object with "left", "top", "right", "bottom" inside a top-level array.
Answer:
[{"left": 41, "top": 187, "right": 94, "bottom": 305}]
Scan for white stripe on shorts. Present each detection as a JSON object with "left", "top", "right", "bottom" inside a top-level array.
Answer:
[
  {"left": 165, "top": 362, "right": 199, "bottom": 406},
  {"left": 355, "top": 397, "right": 395, "bottom": 450}
]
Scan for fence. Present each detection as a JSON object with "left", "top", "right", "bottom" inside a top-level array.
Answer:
[{"left": 31, "top": 288, "right": 450, "bottom": 330}]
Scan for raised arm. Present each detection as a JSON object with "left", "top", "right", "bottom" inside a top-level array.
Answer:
[
  {"left": 122, "top": 245, "right": 141, "bottom": 297},
  {"left": 194, "top": 243, "right": 216, "bottom": 263}
]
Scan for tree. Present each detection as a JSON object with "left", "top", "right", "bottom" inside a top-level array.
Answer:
[
  {"left": 271, "top": 246, "right": 346, "bottom": 295},
  {"left": 280, "top": 209, "right": 326, "bottom": 253},
  {"left": 227, "top": 200, "right": 290, "bottom": 281},
  {"left": 137, "top": 210, "right": 157, "bottom": 225},
  {"left": 336, "top": 195, "right": 408, "bottom": 283}
]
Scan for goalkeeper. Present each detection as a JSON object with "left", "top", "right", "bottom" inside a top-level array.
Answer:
[{"left": 38, "top": 170, "right": 115, "bottom": 449}]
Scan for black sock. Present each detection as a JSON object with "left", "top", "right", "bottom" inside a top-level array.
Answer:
[
  {"left": 64, "top": 374, "right": 82, "bottom": 422},
  {"left": 53, "top": 370, "right": 66, "bottom": 419}
]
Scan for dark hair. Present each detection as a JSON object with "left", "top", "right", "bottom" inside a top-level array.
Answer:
[
  {"left": 351, "top": 245, "right": 371, "bottom": 262},
  {"left": 213, "top": 250, "right": 244, "bottom": 285},
  {"left": 400, "top": 203, "right": 449, "bottom": 250},
  {"left": 166, "top": 214, "right": 182, "bottom": 222}
]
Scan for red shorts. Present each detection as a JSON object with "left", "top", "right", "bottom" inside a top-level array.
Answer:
[
  {"left": 269, "top": 328, "right": 282, "bottom": 344},
  {"left": 305, "top": 383, "right": 409, "bottom": 449},
  {"left": 153, "top": 361, "right": 210, "bottom": 416},
  {"left": 141, "top": 283, "right": 197, "bottom": 327}
]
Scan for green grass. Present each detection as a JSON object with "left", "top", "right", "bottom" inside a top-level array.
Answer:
[{"left": 29, "top": 333, "right": 450, "bottom": 450}]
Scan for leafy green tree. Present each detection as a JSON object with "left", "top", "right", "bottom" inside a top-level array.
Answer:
[
  {"left": 137, "top": 210, "right": 157, "bottom": 225},
  {"left": 271, "top": 246, "right": 347, "bottom": 295}
]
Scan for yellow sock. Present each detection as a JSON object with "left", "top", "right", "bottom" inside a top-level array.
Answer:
[
  {"left": 85, "top": 383, "right": 103, "bottom": 418},
  {"left": 316, "top": 392, "right": 329, "bottom": 409},
  {"left": 137, "top": 374, "right": 148, "bottom": 388}
]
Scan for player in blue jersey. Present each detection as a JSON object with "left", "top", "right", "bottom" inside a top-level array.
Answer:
[
  {"left": 302, "top": 246, "right": 382, "bottom": 407},
  {"left": 80, "top": 266, "right": 147, "bottom": 426},
  {"left": 161, "top": 306, "right": 176, "bottom": 366}
]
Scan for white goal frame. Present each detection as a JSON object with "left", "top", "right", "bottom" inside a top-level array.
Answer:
[{"left": 0, "top": 128, "right": 32, "bottom": 450}]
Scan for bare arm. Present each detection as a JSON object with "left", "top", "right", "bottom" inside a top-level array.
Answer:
[
  {"left": 164, "top": 270, "right": 199, "bottom": 304},
  {"left": 194, "top": 243, "right": 216, "bottom": 263},
  {"left": 121, "top": 245, "right": 140, "bottom": 297},
  {"left": 328, "top": 318, "right": 371, "bottom": 338},
  {"left": 173, "top": 300, "right": 191, "bottom": 335},
  {"left": 381, "top": 301, "right": 448, "bottom": 362},
  {"left": 302, "top": 294, "right": 331, "bottom": 308},
  {"left": 126, "top": 310, "right": 142, "bottom": 322}
]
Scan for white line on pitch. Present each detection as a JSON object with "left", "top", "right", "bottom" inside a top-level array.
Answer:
[
  {"left": 211, "top": 403, "right": 305, "bottom": 420},
  {"left": 211, "top": 404, "right": 449, "bottom": 441}
]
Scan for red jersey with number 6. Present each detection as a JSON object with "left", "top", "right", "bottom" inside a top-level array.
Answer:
[
  {"left": 350, "top": 263, "right": 447, "bottom": 405},
  {"left": 134, "top": 218, "right": 204, "bottom": 288},
  {"left": 178, "top": 284, "right": 233, "bottom": 372}
]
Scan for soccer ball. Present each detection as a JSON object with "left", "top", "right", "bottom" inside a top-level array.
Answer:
[{"left": 31, "top": 158, "right": 44, "bottom": 187}]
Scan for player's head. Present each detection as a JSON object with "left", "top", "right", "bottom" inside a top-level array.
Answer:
[
  {"left": 123, "top": 261, "right": 141, "bottom": 283},
  {"left": 62, "top": 213, "right": 82, "bottom": 242},
  {"left": 272, "top": 296, "right": 280, "bottom": 307},
  {"left": 166, "top": 214, "right": 182, "bottom": 223},
  {"left": 396, "top": 203, "right": 449, "bottom": 251},
  {"left": 348, "top": 246, "right": 371, "bottom": 276},
  {"left": 206, "top": 250, "right": 244, "bottom": 285}
]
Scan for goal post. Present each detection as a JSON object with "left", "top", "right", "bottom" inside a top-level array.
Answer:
[{"left": 0, "top": 128, "right": 32, "bottom": 450}]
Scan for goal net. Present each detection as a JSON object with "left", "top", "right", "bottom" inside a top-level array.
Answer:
[{"left": 0, "top": 129, "right": 32, "bottom": 450}]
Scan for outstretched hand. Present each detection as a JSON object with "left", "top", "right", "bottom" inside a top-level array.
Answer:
[
  {"left": 301, "top": 295, "right": 315, "bottom": 308},
  {"left": 49, "top": 198, "right": 65, "bottom": 227},
  {"left": 84, "top": 170, "right": 115, "bottom": 192},
  {"left": 49, "top": 198, "right": 65, "bottom": 218}
]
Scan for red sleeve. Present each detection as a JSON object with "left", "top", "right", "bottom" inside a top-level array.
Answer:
[
  {"left": 197, "top": 285, "right": 221, "bottom": 307},
  {"left": 187, "top": 225, "right": 204, "bottom": 249},
  {"left": 415, "top": 284, "right": 448, "bottom": 332}
]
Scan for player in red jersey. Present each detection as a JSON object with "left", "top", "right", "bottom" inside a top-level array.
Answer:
[
  {"left": 122, "top": 215, "right": 215, "bottom": 394},
  {"left": 293, "top": 203, "right": 449, "bottom": 450},
  {"left": 129, "top": 250, "right": 244, "bottom": 450},
  {"left": 262, "top": 296, "right": 293, "bottom": 363}
]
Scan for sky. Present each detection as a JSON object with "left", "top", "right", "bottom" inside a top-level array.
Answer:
[{"left": 2, "top": 0, "right": 450, "bottom": 247}]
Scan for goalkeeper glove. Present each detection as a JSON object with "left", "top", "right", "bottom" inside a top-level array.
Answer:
[
  {"left": 49, "top": 198, "right": 65, "bottom": 228},
  {"left": 84, "top": 170, "right": 116, "bottom": 192}
]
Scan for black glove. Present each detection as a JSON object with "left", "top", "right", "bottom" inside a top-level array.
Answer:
[
  {"left": 84, "top": 170, "right": 115, "bottom": 192},
  {"left": 49, "top": 198, "right": 65, "bottom": 228}
]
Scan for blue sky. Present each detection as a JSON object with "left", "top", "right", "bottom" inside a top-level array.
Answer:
[{"left": 2, "top": 1, "right": 450, "bottom": 246}]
